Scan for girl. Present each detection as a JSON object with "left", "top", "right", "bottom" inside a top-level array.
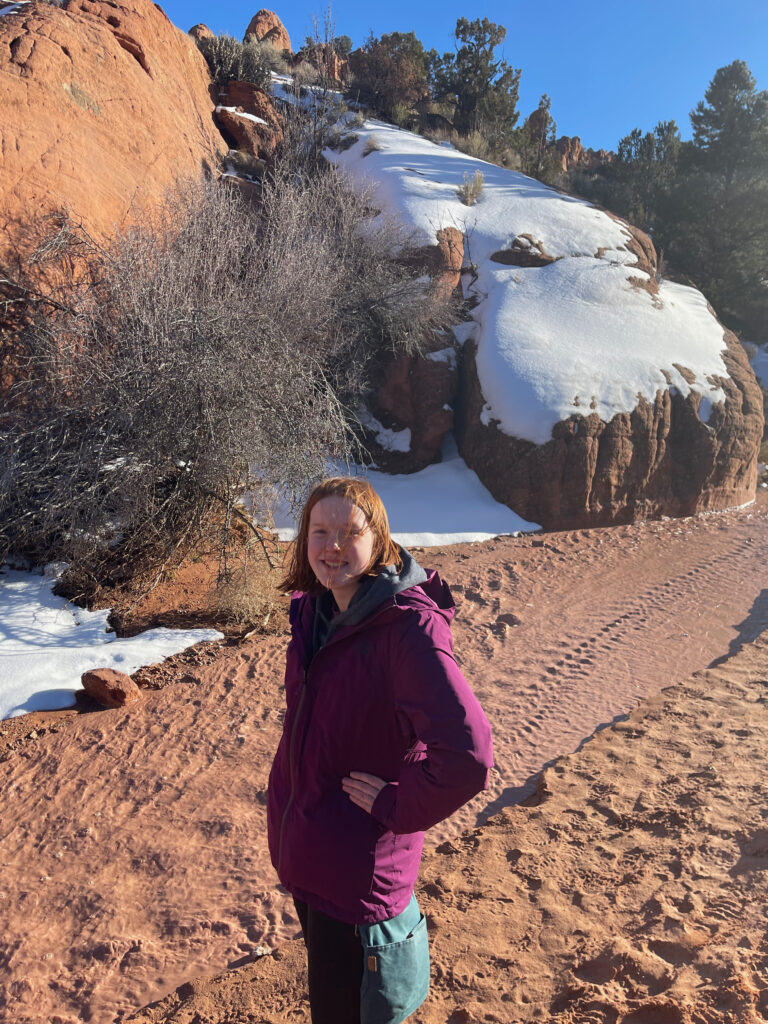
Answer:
[{"left": 267, "top": 477, "right": 493, "bottom": 1024}]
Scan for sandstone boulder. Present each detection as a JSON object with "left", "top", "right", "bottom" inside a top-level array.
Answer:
[
  {"left": 329, "top": 125, "right": 762, "bottom": 529},
  {"left": 188, "top": 23, "right": 214, "bottom": 43},
  {"left": 0, "top": 0, "right": 228, "bottom": 267},
  {"left": 82, "top": 668, "right": 141, "bottom": 708},
  {"left": 556, "top": 135, "right": 613, "bottom": 174},
  {"left": 456, "top": 328, "right": 763, "bottom": 530},
  {"left": 243, "top": 9, "right": 290, "bottom": 52},
  {"left": 295, "top": 42, "right": 348, "bottom": 85},
  {"left": 215, "top": 81, "right": 284, "bottom": 160}
]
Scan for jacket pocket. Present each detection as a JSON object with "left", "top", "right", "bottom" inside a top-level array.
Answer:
[{"left": 358, "top": 901, "right": 430, "bottom": 1024}]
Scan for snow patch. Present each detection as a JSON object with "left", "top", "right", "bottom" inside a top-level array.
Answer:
[
  {"left": 426, "top": 347, "right": 457, "bottom": 368},
  {"left": 216, "top": 105, "right": 268, "bottom": 126},
  {"left": 358, "top": 406, "right": 412, "bottom": 453},
  {"left": 0, "top": 566, "right": 222, "bottom": 720},
  {"left": 451, "top": 322, "right": 477, "bottom": 346}
]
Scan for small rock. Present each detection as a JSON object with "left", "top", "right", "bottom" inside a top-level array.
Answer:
[{"left": 81, "top": 669, "right": 141, "bottom": 709}]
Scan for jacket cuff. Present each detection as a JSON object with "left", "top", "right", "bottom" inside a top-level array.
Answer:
[{"left": 370, "top": 782, "right": 398, "bottom": 829}]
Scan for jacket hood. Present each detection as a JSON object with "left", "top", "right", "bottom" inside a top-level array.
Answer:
[{"left": 335, "top": 544, "right": 428, "bottom": 629}]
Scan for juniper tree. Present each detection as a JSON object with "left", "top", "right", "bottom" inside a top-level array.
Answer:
[{"left": 429, "top": 18, "right": 520, "bottom": 145}]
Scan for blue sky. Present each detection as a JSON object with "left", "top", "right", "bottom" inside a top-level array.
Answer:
[{"left": 164, "top": 1, "right": 768, "bottom": 152}]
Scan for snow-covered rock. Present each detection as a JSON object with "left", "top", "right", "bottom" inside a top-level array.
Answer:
[{"left": 326, "top": 121, "right": 764, "bottom": 527}]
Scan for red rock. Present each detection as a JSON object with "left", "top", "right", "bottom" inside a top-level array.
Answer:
[
  {"left": 243, "top": 9, "right": 290, "bottom": 52},
  {"left": 556, "top": 135, "right": 613, "bottom": 174},
  {"left": 294, "top": 42, "right": 348, "bottom": 85},
  {"left": 188, "top": 23, "right": 214, "bottom": 43},
  {"left": 82, "top": 668, "right": 141, "bottom": 708},
  {"left": 216, "top": 81, "right": 284, "bottom": 159},
  {"left": 0, "top": 0, "right": 228, "bottom": 267},
  {"left": 456, "top": 328, "right": 764, "bottom": 530}
]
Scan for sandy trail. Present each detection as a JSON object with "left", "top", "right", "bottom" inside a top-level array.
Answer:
[
  {"left": 0, "top": 492, "right": 766, "bottom": 1024},
  {"left": 129, "top": 625, "right": 768, "bottom": 1024}
]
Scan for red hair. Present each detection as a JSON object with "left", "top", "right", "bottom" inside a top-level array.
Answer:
[{"left": 280, "top": 477, "right": 402, "bottom": 594}]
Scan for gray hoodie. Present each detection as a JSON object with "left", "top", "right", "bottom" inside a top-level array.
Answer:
[{"left": 311, "top": 545, "right": 428, "bottom": 657}]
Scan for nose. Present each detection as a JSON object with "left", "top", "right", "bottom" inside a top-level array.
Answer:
[{"left": 326, "top": 531, "right": 342, "bottom": 551}]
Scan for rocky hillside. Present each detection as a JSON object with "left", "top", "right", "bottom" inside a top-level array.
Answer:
[
  {"left": 328, "top": 121, "right": 763, "bottom": 530},
  {"left": 0, "top": 3, "right": 762, "bottom": 532}
]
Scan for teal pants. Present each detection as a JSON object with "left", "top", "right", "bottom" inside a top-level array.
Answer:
[
  {"left": 357, "top": 895, "right": 430, "bottom": 1024},
  {"left": 294, "top": 895, "right": 430, "bottom": 1024}
]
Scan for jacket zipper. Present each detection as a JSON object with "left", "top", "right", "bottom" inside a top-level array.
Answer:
[{"left": 275, "top": 597, "right": 400, "bottom": 878}]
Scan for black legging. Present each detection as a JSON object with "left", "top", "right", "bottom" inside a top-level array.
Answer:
[{"left": 293, "top": 898, "right": 364, "bottom": 1024}]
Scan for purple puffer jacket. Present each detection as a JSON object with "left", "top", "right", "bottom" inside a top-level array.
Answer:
[{"left": 266, "top": 570, "right": 493, "bottom": 924}]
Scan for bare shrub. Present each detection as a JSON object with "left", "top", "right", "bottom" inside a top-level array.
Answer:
[
  {"left": 458, "top": 169, "right": 485, "bottom": 205},
  {"left": 273, "top": 76, "right": 349, "bottom": 176},
  {"left": 196, "top": 33, "right": 271, "bottom": 89},
  {"left": 362, "top": 135, "right": 383, "bottom": 156},
  {"left": 270, "top": 9, "right": 352, "bottom": 177},
  {"left": 454, "top": 131, "right": 492, "bottom": 162},
  {"left": 213, "top": 527, "right": 280, "bottom": 628},
  {"left": 0, "top": 173, "right": 452, "bottom": 599}
]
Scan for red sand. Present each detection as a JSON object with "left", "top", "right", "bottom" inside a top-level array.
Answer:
[{"left": 0, "top": 492, "right": 767, "bottom": 1023}]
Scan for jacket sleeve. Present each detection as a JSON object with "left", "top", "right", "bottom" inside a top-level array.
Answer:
[{"left": 370, "top": 608, "right": 493, "bottom": 835}]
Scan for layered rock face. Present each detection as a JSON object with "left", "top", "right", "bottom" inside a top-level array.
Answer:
[
  {"left": 457, "top": 329, "right": 763, "bottom": 530},
  {"left": 556, "top": 134, "right": 614, "bottom": 173},
  {"left": 243, "top": 9, "right": 290, "bottom": 52},
  {"left": 0, "top": 0, "right": 228, "bottom": 264}
]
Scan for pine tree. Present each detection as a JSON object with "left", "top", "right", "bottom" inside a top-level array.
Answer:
[
  {"left": 690, "top": 59, "right": 768, "bottom": 191},
  {"left": 349, "top": 31, "right": 430, "bottom": 118},
  {"left": 613, "top": 120, "right": 682, "bottom": 229},
  {"left": 429, "top": 18, "right": 520, "bottom": 144},
  {"left": 658, "top": 61, "right": 768, "bottom": 337},
  {"left": 517, "top": 95, "right": 561, "bottom": 183}
]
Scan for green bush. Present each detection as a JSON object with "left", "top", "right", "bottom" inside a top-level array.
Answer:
[{"left": 390, "top": 102, "right": 414, "bottom": 128}]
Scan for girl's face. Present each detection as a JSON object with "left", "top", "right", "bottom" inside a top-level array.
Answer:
[{"left": 307, "top": 496, "right": 375, "bottom": 610}]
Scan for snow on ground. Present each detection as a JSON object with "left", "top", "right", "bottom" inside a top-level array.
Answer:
[
  {"left": 325, "top": 119, "right": 731, "bottom": 446},
  {"left": 0, "top": 566, "right": 222, "bottom": 721},
  {"left": 357, "top": 404, "right": 412, "bottom": 453},
  {"left": 0, "top": 1, "right": 30, "bottom": 15},
  {"left": 272, "top": 437, "right": 539, "bottom": 545}
]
